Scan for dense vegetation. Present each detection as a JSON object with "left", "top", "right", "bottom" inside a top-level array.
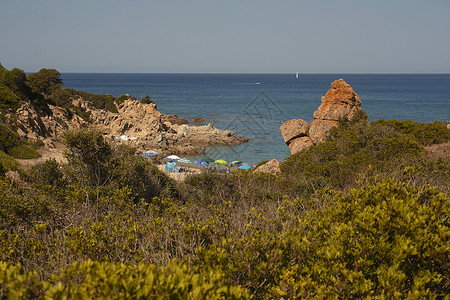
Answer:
[
  {"left": 1, "top": 64, "right": 449, "bottom": 298},
  {"left": 0, "top": 117, "right": 448, "bottom": 298},
  {"left": 0, "top": 64, "right": 130, "bottom": 118}
]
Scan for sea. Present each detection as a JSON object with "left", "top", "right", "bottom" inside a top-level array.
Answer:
[{"left": 61, "top": 73, "right": 450, "bottom": 165}]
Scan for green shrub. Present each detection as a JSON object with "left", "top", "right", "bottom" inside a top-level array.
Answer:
[
  {"left": 0, "top": 122, "right": 41, "bottom": 159},
  {"left": 8, "top": 144, "right": 41, "bottom": 159},
  {"left": 115, "top": 94, "right": 129, "bottom": 105},
  {"left": 66, "top": 89, "right": 118, "bottom": 113},
  {"left": 30, "top": 158, "right": 65, "bottom": 187},
  {"left": 0, "top": 262, "right": 44, "bottom": 299},
  {"left": 0, "top": 151, "right": 19, "bottom": 171},
  {"left": 0, "top": 122, "right": 22, "bottom": 150},
  {"left": 0, "top": 84, "right": 21, "bottom": 111},
  {"left": 0, "top": 260, "right": 250, "bottom": 299},
  {"left": 281, "top": 119, "right": 438, "bottom": 190},
  {"left": 49, "top": 87, "right": 72, "bottom": 107},
  {"left": 267, "top": 179, "right": 449, "bottom": 298},
  {"left": 372, "top": 119, "right": 450, "bottom": 146}
]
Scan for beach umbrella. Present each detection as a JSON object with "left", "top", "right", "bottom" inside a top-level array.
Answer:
[
  {"left": 238, "top": 164, "right": 251, "bottom": 170},
  {"left": 194, "top": 160, "right": 209, "bottom": 166},
  {"left": 229, "top": 160, "right": 243, "bottom": 167},
  {"left": 165, "top": 155, "right": 181, "bottom": 161},
  {"left": 214, "top": 159, "right": 228, "bottom": 165},
  {"left": 146, "top": 152, "right": 157, "bottom": 157},
  {"left": 202, "top": 157, "right": 215, "bottom": 163},
  {"left": 178, "top": 158, "right": 192, "bottom": 164}
]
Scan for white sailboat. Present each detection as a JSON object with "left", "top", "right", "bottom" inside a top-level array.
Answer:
[{"left": 295, "top": 72, "right": 299, "bottom": 79}]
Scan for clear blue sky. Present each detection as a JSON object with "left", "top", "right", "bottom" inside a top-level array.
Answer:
[{"left": 1, "top": 0, "right": 449, "bottom": 73}]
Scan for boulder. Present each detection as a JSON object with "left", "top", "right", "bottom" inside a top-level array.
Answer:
[
  {"left": 253, "top": 159, "right": 281, "bottom": 174},
  {"left": 280, "top": 119, "right": 309, "bottom": 144},
  {"left": 308, "top": 119, "right": 339, "bottom": 144},
  {"left": 313, "top": 79, "right": 361, "bottom": 121},
  {"left": 288, "top": 136, "right": 314, "bottom": 155},
  {"left": 280, "top": 78, "right": 364, "bottom": 151}
]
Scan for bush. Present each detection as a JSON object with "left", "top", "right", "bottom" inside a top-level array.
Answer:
[
  {"left": 0, "top": 151, "right": 19, "bottom": 171},
  {"left": 0, "top": 262, "right": 44, "bottom": 299},
  {"left": 281, "top": 119, "right": 439, "bottom": 190},
  {"left": 115, "top": 94, "right": 129, "bottom": 105},
  {"left": 0, "top": 84, "right": 21, "bottom": 111},
  {"left": 66, "top": 89, "right": 118, "bottom": 113},
  {"left": 372, "top": 119, "right": 450, "bottom": 146},
  {"left": 30, "top": 158, "right": 65, "bottom": 187},
  {"left": 0, "top": 260, "right": 250, "bottom": 299},
  {"left": 267, "top": 179, "right": 449, "bottom": 298},
  {"left": 8, "top": 144, "right": 41, "bottom": 159},
  {"left": 0, "top": 122, "right": 41, "bottom": 159}
]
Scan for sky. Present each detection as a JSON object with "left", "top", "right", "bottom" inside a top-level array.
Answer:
[{"left": 1, "top": 0, "right": 450, "bottom": 73}]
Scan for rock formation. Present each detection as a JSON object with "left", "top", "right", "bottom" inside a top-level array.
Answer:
[
  {"left": 253, "top": 159, "right": 281, "bottom": 175},
  {"left": 10, "top": 97, "right": 249, "bottom": 156},
  {"left": 281, "top": 79, "right": 363, "bottom": 155}
]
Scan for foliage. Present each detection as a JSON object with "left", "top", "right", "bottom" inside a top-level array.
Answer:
[
  {"left": 114, "top": 94, "right": 129, "bottom": 105},
  {"left": 62, "top": 129, "right": 179, "bottom": 201},
  {"left": 140, "top": 94, "right": 154, "bottom": 104},
  {"left": 0, "top": 150, "right": 19, "bottom": 171},
  {"left": 266, "top": 179, "right": 449, "bottom": 298},
  {"left": 0, "top": 65, "right": 30, "bottom": 111},
  {"left": 0, "top": 262, "right": 44, "bottom": 299},
  {"left": 30, "top": 158, "right": 66, "bottom": 187},
  {"left": 0, "top": 260, "right": 251, "bottom": 299},
  {"left": 26, "top": 68, "right": 63, "bottom": 98},
  {"left": 281, "top": 118, "right": 449, "bottom": 190},
  {"left": 62, "top": 129, "right": 112, "bottom": 187},
  {"left": 0, "top": 122, "right": 41, "bottom": 161},
  {"left": 8, "top": 144, "right": 41, "bottom": 159},
  {"left": 372, "top": 119, "right": 450, "bottom": 146},
  {"left": 65, "top": 89, "right": 118, "bottom": 113}
]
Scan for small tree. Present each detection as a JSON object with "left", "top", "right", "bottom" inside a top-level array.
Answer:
[
  {"left": 140, "top": 95, "right": 152, "bottom": 104},
  {"left": 62, "top": 129, "right": 112, "bottom": 189},
  {"left": 26, "top": 68, "right": 63, "bottom": 98}
]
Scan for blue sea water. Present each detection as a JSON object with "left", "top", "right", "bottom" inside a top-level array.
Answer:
[{"left": 61, "top": 73, "right": 450, "bottom": 165}]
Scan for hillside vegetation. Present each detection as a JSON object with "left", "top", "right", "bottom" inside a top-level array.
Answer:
[{"left": 0, "top": 64, "right": 449, "bottom": 298}]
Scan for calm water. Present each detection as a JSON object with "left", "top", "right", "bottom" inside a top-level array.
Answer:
[{"left": 61, "top": 73, "right": 450, "bottom": 164}]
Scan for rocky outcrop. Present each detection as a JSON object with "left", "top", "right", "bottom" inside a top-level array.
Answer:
[
  {"left": 253, "top": 159, "right": 281, "bottom": 174},
  {"left": 11, "top": 97, "right": 249, "bottom": 156},
  {"left": 280, "top": 119, "right": 309, "bottom": 144},
  {"left": 280, "top": 79, "right": 363, "bottom": 155},
  {"left": 13, "top": 102, "right": 85, "bottom": 147}
]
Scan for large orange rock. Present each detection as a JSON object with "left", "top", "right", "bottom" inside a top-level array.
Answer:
[
  {"left": 308, "top": 119, "right": 339, "bottom": 144},
  {"left": 288, "top": 136, "right": 314, "bottom": 155},
  {"left": 280, "top": 119, "right": 309, "bottom": 144},
  {"left": 279, "top": 78, "right": 364, "bottom": 154},
  {"left": 313, "top": 79, "right": 361, "bottom": 121}
]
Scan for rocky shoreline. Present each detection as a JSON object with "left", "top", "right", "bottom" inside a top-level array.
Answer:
[{"left": 10, "top": 96, "right": 249, "bottom": 157}]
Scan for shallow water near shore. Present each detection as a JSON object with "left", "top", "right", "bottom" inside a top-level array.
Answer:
[{"left": 62, "top": 73, "right": 450, "bottom": 165}]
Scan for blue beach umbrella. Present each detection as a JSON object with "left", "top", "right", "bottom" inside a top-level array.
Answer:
[
  {"left": 238, "top": 164, "right": 251, "bottom": 170},
  {"left": 194, "top": 160, "right": 209, "bottom": 166}
]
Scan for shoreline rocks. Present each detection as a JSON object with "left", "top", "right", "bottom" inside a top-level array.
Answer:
[
  {"left": 11, "top": 97, "right": 249, "bottom": 156},
  {"left": 281, "top": 79, "right": 363, "bottom": 155}
]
